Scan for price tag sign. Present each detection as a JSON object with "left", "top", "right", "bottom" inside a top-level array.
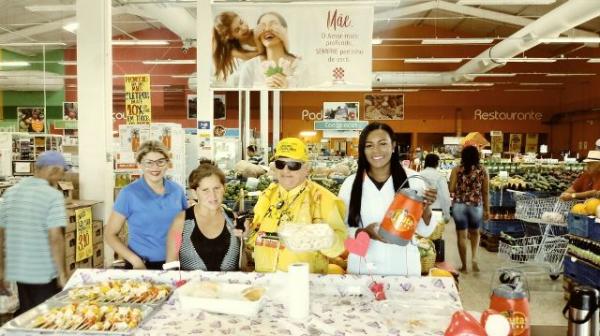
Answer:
[{"left": 75, "top": 207, "right": 93, "bottom": 262}]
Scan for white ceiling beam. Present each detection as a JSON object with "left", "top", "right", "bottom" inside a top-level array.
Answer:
[
  {"left": 374, "top": 1, "right": 437, "bottom": 21},
  {"left": 436, "top": 0, "right": 598, "bottom": 38}
]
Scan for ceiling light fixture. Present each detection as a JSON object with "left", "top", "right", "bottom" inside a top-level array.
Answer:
[
  {"left": 112, "top": 40, "right": 170, "bottom": 46},
  {"left": 501, "top": 58, "right": 557, "bottom": 63},
  {"left": 421, "top": 38, "right": 494, "bottom": 45},
  {"left": 505, "top": 89, "right": 544, "bottom": 92},
  {"left": 299, "top": 131, "right": 317, "bottom": 137},
  {"left": 442, "top": 89, "right": 480, "bottom": 92},
  {"left": 58, "top": 61, "right": 76, "bottom": 66},
  {"left": 25, "top": 5, "right": 75, "bottom": 12},
  {"left": 171, "top": 74, "right": 194, "bottom": 78},
  {"left": 380, "top": 89, "right": 419, "bottom": 92},
  {"left": 452, "top": 82, "right": 495, "bottom": 86},
  {"left": 466, "top": 73, "right": 517, "bottom": 77},
  {"left": 588, "top": 59, "right": 600, "bottom": 63},
  {"left": 372, "top": 38, "right": 383, "bottom": 45},
  {"left": 0, "top": 42, "right": 67, "bottom": 47},
  {"left": 457, "top": 0, "right": 555, "bottom": 5},
  {"left": 519, "top": 82, "right": 563, "bottom": 86},
  {"left": 62, "top": 22, "right": 79, "bottom": 33},
  {"left": 546, "top": 73, "right": 595, "bottom": 77},
  {"left": 142, "top": 59, "right": 196, "bottom": 65},
  {"left": 0, "top": 61, "right": 30, "bottom": 67},
  {"left": 404, "top": 58, "right": 463, "bottom": 63},
  {"left": 539, "top": 37, "right": 600, "bottom": 44}
]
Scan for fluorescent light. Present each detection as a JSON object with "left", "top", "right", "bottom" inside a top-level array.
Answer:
[
  {"left": 458, "top": 0, "right": 555, "bottom": 4},
  {"left": 0, "top": 42, "right": 66, "bottom": 46},
  {"left": 404, "top": 58, "right": 463, "bottom": 63},
  {"left": 0, "top": 61, "right": 30, "bottom": 67},
  {"left": 299, "top": 131, "right": 317, "bottom": 137},
  {"left": 452, "top": 82, "right": 495, "bottom": 86},
  {"left": 58, "top": 61, "right": 76, "bottom": 66},
  {"left": 26, "top": 5, "right": 75, "bottom": 12},
  {"left": 151, "top": 84, "right": 171, "bottom": 87},
  {"left": 62, "top": 22, "right": 79, "bottom": 33},
  {"left": 372, "top": 38, "right": 383, "bottom": 45},
  {"left": 442, "top": 89, "right": 480, "bottom": 92},
  {"left": 539, "top": 37, "right": 600, "bottom": 44},
  {"left": 501, "top": 58, "right": 557, "bottom": 63},
  {"left": 505, "top": 89, "right": 544, "bottom": 92},
  {"left": 467, "top": 73, "right": 517, "bottom": 77},
  {"left": 171, "top": 74, "right": 194, "bottom": 78},
  {"left": 112, "top": 40, "right": 169, "bottom": 46},
  {"left": 546, "top": 73, "right": 595, "bottom": 77},
  {"left": 520, "top": 82, "right": 563, "bottom": 86},
  {"left": 588, "top": 59, "right": 600, "bottom": 63},
  {"left": 422, "top": 38, "right": 494, "bottom": 45},
  {"left": 380, "top": 89, "right": 419, "bottom": 92},
  {"left": 142, "top": 59, "right": 196, "bottom": 65}
]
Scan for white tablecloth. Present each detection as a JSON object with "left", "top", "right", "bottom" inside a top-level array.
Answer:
[{"left": 2, "top": 269, "right": 462, "bottom": 336}]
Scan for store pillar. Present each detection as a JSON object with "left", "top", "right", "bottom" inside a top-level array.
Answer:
[
  {"left": 196, "top": 0, "right": 213, "bottom": 159},
  {"left": 76, "top": 0, "right": 113, "bottom": 264}
]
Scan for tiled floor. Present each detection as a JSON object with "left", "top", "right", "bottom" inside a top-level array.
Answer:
[{"left": 442, "top": 222, "right": 567, "bottom": 326}]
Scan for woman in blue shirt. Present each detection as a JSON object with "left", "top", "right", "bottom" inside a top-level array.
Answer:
[{"left": 105, "top": 141, "right": 187, "bottom": 269}]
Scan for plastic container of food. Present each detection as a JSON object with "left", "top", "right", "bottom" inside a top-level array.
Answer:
[{"left": 278, "top": 223, "right": 335, "bottom": 252}]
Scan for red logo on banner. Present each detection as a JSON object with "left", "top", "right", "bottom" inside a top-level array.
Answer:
[{"left": 333, "top": 67, "right": 345, "bottom": 81}]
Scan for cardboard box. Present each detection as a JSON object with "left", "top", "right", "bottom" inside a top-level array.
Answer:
[
  {"left": 92, "top": 220, "right": 103, "bottom": 246},
  {"left": 76, "top": 257, "right": 92, "bottom": 270},
  {"left": 57, "top": 181, "right": 74, "bottom": 204},
  {"left": 93, "top": 243, "right": 104, "bottom": 268},
  {"left": 65, "top": 200, "right": 102, "bottom": 233},
  {"left": 64, "top": 231, "right": 76, "bottom": 258},
  {"left": 65, "top": 254, "right": 76, "bottom": 279}
]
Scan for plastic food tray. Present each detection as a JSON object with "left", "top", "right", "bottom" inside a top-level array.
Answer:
[
  {"left": 4, "top": 302, "right": 155, "bottom": 335},
  {"left": 176, "top": 281, "right": 266, "bottom": 317}
]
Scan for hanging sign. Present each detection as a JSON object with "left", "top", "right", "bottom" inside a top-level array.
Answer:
[
  {"left": 314, "top": 120, "right": 368, "bottom": 130},
  {"left": 124, "top": 74, "right": 152, "bottom": 124},
  {"left": 509, "top": 134, "right": 523, "bottom": 154},
  {"left": 210, "top": 3, "right": 373, "bottom": 90},
  {"left": 75, "top": 207, "right": 93, "bottom": 262},
  {"left": 491, "top": 131, "right": 504, "bottom": 154},
  {"left": 525, "top": 133, "right": 539, "bottom": 153}
]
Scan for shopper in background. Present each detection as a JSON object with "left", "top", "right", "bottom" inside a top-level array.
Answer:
[
  {"left": 105, "top": 141, "right": 187, "bottom": 270},
  {"left": 247, "top": 144, "right": 264, "bottom": 165},
  {"left": 338, "top": 122, "right": 437, "bottom": 275},
  {"left": 0, "top": 151, "right": 69, "bottom": 315},
  {"left": 420, "top": 153, "right": 452, "bottom": 223},
  {"left": 449, "top": 145, "right": 490, "bottom": 273},
  {"left": 213, "top": 11, "right": 258, "bottom": 82},
  {"left": 560, "top": 149, "right": 600, "bottom": 201},
  {"left": 166, "top": 161, "right": 240, "bottom": 271},
  {"left": 245, "top": 137, "right": 347, "bottom": 273}
]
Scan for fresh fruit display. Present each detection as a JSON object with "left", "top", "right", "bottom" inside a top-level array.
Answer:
[
  {"left": 313, "top": 178, "right": 341, "bottom": 196},
  {"left": 584, "top": 198, "right": 600, "bottom": 215},
  {"left": 68, "top": 280, "right": 171, "bottom": 304},
  {"left": 490, "top": 168, "right": 580, "bottom": 193},
  {"left": 224, "top": 180, "right": 243, "bottom": 201},
  {"left": 490, "top": 176, "right": 527, "bottom": 191},
  {"left": 572, "top": 203, "right": 588, "bottom": 216},
  {"left": 30, "top": 302, "right": 144, "bottom": 331}
]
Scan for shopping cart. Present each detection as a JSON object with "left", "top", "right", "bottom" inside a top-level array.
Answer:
[{"left": 497, "top": 192, "right": 577, "bottom": 280}]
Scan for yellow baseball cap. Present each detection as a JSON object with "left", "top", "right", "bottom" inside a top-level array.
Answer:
[{"left": 273, "top": 137, "right": 309, "bottom": 162}]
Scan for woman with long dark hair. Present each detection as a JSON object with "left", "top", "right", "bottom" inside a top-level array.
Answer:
[
  {"left": 212, "top": 11, "right": 258, "bottom": 83},
  {"left": 449, "top": 145, "right": 490, "bottom": 273},
  {"left": 338, "top": 122, "right": 437, "bottom": 275}
]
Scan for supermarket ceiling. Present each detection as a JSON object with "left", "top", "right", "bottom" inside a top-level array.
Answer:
[{"left": 1, "top": 0, "right": 600, "bottom": 91}]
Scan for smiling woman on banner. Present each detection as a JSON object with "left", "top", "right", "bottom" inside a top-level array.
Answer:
[
  {"left": 239, "top": 12, "right": 307, "bottom": 89},
  {"left": 338, "top": 122, "right": 438, "bottom": 275},
  {"left": 105, "top": 141, "right": 188, "bottom": 270}
]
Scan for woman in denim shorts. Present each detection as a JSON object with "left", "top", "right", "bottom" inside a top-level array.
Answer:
[{"left": 449, "top": 146, "right": 490, "bottom": 273}]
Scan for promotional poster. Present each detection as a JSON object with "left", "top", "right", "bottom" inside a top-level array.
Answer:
[{"left": 211, "top": 3, "right": 373, "bottom": 91}]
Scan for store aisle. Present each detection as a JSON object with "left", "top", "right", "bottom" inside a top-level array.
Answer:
[{"left": 442, "top": 221, "right": 567, "bottom": 326}]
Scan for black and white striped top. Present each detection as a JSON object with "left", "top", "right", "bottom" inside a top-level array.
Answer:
[{"left": 179, "top": 206, "right": 239, "bottom": 271}]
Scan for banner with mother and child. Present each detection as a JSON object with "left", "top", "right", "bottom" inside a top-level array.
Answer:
[{"left": 210, "top": 3, "right": 373, "bottom": 91}]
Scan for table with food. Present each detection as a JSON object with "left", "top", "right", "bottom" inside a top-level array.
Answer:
[{"left": 0, "top": 268, "right": 462, "bottom": 335}]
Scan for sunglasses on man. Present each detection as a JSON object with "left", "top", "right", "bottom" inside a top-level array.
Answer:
[{"left": 274, "top": 159, "right": 303, "bottom": 171}]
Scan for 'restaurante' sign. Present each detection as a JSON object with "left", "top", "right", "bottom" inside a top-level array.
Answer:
[{"left": 474, "top": 109, "right": 542, "bottom": 121}]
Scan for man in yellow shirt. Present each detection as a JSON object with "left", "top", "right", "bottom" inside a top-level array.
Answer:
[{"left": 245, "top": 138, "right": 347, "bottom": 273}]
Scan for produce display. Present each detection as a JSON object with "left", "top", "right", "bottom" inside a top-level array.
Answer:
[
  {"left": 29, "top": 302, "right": 144, "bottom": 331},
  {"left": 489, "top": 167, "right": 580, "bottom": 193},
  {"left": 67, "top": 280, "right": 172, "bottom": 304},
  {"left": 313, "top": 177, "right": 341, "bottom": 196}
]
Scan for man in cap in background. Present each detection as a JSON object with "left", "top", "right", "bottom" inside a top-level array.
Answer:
[
  {"left": 560, "top": 149, "right": 600, "bottom": 201},
  {"left": 0, "top": 151, "right": 69, "bottom": 314},
  {"left": 244, "top": 138, "right": 347, "bottom": 273}
]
